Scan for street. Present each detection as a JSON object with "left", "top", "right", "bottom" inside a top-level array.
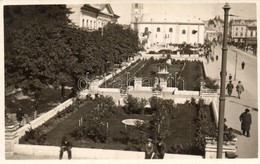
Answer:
[{"left": 208, "top": 45, "right": 258, "bottom": 158}]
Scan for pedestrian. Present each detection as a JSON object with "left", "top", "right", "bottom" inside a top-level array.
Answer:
[
  {"left": 229, "top": 74, "right": 232, "bottom": 81},
  {"left": 239, "top": 108, "right": 252, "bottom": 137},
  {"left": 154, "top": 137, "right": 166, "bottom": 159},
  {"left": 145, "top": 138, "right": 155, "bottom": 159},
  {"left": 236, "top": 81, "right": 244, "bottom": 99},
  {"left": 241, "top": 61, "right": 245, "bottom": 70},
  {"left": 59, "top": 136, "right": 73, "bottom": 160},
  {"left": 226, "top": 81, "right": 234, "bottom": 97}
]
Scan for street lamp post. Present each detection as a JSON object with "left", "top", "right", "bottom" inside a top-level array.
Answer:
[
  {"left": 217, "top": 3, "right": 230, "bottom": 158},
  {"left": 234, "top": 50, "right": 237, "bottom": 81}
]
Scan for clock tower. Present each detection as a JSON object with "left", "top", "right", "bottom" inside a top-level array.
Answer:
[{"left": 131, "top": 3, "right": 143, "bottom": 31}]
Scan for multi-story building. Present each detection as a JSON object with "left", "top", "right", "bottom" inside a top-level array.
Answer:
[
  {"left": 67, "top": 4, "right": 119, "bottom": 31},
  {"left": 130, "top": 3, "right": 205, "bottom": 46},
  {"left": 229, "top": 19, "right": 257, "bottom": 46}
]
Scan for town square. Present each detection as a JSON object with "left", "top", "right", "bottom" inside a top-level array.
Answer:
[{"left": 2, "top": 0, "right": 258, "bottom": 161}]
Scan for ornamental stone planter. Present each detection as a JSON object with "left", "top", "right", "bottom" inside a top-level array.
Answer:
[
  {"left": 205, "top": 137, "right": 237, "bottom": 158},
  {"left": 5, "top": 123, "right": 20, "bottom": 155}
]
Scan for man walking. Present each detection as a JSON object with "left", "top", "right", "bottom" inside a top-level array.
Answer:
[
  {"left": 241, "top": 61, "right": 245, "bottom": 70},
  {"left": 226, "top": 81, "right": 234, "bottom": 97},
  {"left": 236, "top": 81, "right": 244, "bottom": 99},
  {"left": 239, "top": 108, "right": 252, "bottom": 137},
  {"left": 228, "top": 74, "right": 232, "bottom": 81},
  {"left": 59, "top": 136, "right": 73, "bottom": 160}
]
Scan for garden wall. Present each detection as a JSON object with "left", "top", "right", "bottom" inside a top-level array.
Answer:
[
  {"left": 16, "top": 98, "right": 76, "bottom": 139},
  {"left": 13, "top": 144, "right": 203, "bottom": 159}
]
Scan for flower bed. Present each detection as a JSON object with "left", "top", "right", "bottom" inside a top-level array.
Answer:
[{"left": 19, "top": 95, "right": 215, "bottom": 156}]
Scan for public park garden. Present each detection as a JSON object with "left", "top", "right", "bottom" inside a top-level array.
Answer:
[
  {"left": 5, "top": 5, "right": 226, "bottom": 157},
  {"left": 100, "top": 56, "right": 217, "bottom": 91},
  {"left": 19, "top": 94, "right": 217, "bottom": 156}
]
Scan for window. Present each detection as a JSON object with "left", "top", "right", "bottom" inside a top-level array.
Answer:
[
  {"left": 155, "top": 34, "right": 157, "bottom": 38},
  {"left": 192, "top": 30, "right": 197, "bottom": 34},
  {"left": 236, "top": 27, "right": 238, "bottom": 30},
  {"left": 241, "top": 27, "right": 243, "bottom": 30},
  {"left": 82, "top": 19, "right": 84, "bottom": 27},
  {"left": 169, "top": 28, "right": 173, "bottom": 33},
  {"left": 241, "top": 33, "right": 243, "bottom": 36},
  {"left": 182, "top": 30, "right": 186, "bottom": 34},
  {"left": 90, "top": 21, "right": 92, "bottom": 29},
  {"left": 251, "top": 31, "right": 253, "bottom": 37},
  {"left": 235, "top": 33, "right": 238, "bottom": 36},
  {"left": 157, "top": 27, "right": 160, "bottom": 32},
  {"left": 135, "top": 3, "right": 139, "bottom": 8},
  {"left": 86, "top": 20, "right": 88, "bottom": 27}
]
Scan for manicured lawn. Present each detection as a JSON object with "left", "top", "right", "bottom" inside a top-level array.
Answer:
[
  {"left": 38, "top": 101, "right": 203, "bottom": 153},
  {"left": 102, "top": 58, "right": 185, "bottom": 88}
]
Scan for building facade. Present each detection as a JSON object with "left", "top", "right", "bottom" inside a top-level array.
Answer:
[
  {"left": 205, "top": 16, "right": 224, "bottom": 44},
  {"left": 229, "top": 19, "right": 257, "bottom": 46},
  {"left": 130, "top": 4, "right": 205, "bottom": 46},
  {"left": 67, "top": 4, "right": 119, "bottom": 31}
]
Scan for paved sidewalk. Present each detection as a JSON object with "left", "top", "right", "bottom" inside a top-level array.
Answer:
[{"left": 204, "top": 46, "right": 258, "bottom": 158}]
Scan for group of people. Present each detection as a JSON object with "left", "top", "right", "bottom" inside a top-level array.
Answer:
[
  {"left": 59, "top": 136, "right": 166, "bottom": 160},
  {"left": 226, "top": 80, "right": 244, "bottom": 99},
  {"left": 225, "top": 61, "right": 246, "bottom": 99},
  {"left": 145, "top": 137, "right": 166, "bottom": 159}
]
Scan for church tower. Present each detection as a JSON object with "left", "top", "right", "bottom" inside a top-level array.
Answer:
[{"left": 131, "top": 3, "right": 143, "bottom": 31}]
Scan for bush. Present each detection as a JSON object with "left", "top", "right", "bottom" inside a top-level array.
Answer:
[
  {"left": 204, "top": 77, "right": 219, "bottom": 91},
  {"left": 23, "top": 127, "right": 48, "bottom": 145},
  {"left": 123, "top": 94, "right": 147, "bottom": 114},
  {"left": 158, "top": 49, "right": 172, "bottom": 54},
  {"left": 148, "top": 51, "right": 156, "bottom": 54}
]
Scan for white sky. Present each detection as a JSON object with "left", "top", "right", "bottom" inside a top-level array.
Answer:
[{"left": 111, "top": 3, "right": 257, "bottom": 25}]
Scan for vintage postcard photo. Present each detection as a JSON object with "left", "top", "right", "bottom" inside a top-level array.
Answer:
[{"left": 1, "top": 0, "right": 258, "bottom": 162}]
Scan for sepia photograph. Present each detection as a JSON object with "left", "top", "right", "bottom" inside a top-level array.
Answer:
[{"left": 1, "top": 0, "right": 258, "bottom": 161}]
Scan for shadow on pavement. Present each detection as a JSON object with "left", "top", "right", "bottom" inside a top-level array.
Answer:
[
  {"left": 232, "top": 128, "right": 243, "bottom": 135},
  {"left": 228, "top": 100, "right": 257, "bottom": 111}
]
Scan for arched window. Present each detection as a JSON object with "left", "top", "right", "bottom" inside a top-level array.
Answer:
[
  {"left": 157, "top": 27, "right": 160, "bottom": 32},
  {"left": 135, "top": 3, "right": 138, "bottom": 8},
  {"left": 169, "top": 28, "right": 173, "bottom": 33},
  {"left": 182, "top": 30, "right": 186, "bottom": 34},
  {"left": 86, "top": 20, "right": 89, "bottom": 27}
]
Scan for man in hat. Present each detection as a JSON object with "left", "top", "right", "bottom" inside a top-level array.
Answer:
[
  {"left": 239, "top": 108, "right": 252, "bottom": 137},
  {"left": 226, "top": 81, "right": 234, "bottom": 97},
  {"left": 145, "top": 138, "right": 155, "bottom": 159},
  {"left": 236, "top": 81, "right": 244, "bottom": 99}
]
